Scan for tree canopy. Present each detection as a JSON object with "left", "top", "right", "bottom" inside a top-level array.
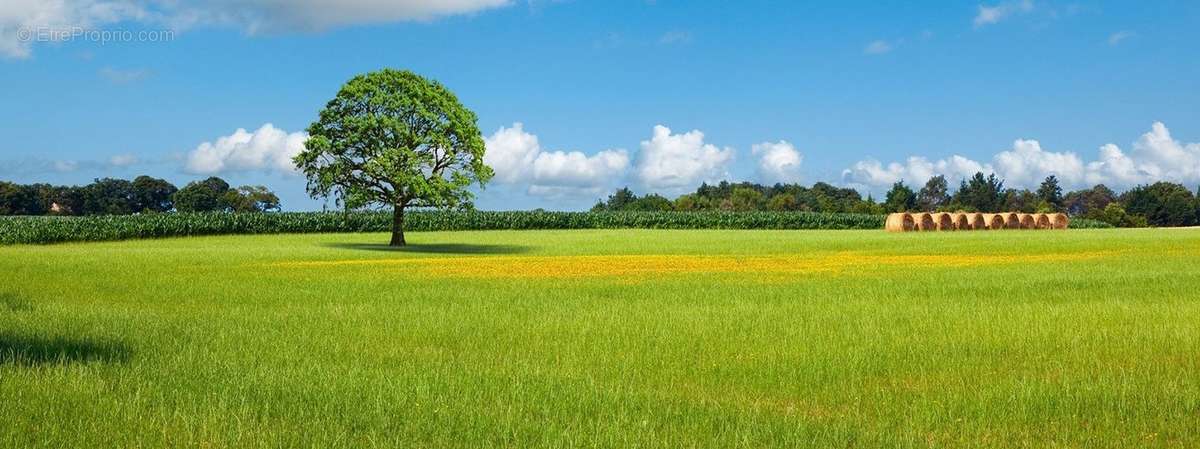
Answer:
[{"left": 295, "top": 69, "right": 493, "bottom": 246}]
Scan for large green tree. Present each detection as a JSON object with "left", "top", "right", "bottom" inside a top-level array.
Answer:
[
  {"left": 916, "top": 175, "right": 950, "bottom": 212},
  {"left": 296, "top": 69, "right": 493, "bottom": 246},
  {"left": 883, "top": 181, "right": 916, "bottom": 213}
]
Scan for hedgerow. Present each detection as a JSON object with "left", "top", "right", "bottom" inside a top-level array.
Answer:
[{"left": 0, "top": 211, "right": 888, "bottom": 245}]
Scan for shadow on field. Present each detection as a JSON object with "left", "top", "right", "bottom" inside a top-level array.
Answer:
[
  {"left": 1, "top": 292, "right": 33, "bottom": 312},
  {"left": 324, "top": 242, "right": 531, "bottom": 254},
  {"left": 0, "top": 333, "right": 131, "bottom": 366}
]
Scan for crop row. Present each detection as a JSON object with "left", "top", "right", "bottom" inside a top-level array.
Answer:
[{"left": 0, "top": 211, "right": 1110, "bottom": 245}]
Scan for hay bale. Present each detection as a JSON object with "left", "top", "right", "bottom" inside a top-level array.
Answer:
[
  {"left": 885, "top": 213, "right": 915, "bottom": 232},
  {"left": 966, "top": 213, "right": 986, "bottom": 230},
  {"left": 1017, "top": 213, "right": 1035, "bottom": 229},
  {"left": 1032, "top": 213, "right": 1051, "bottom": 229},
  {"left": 931, "top": 212, "right": 954, "bottom": 231},
  {"left": 951, "top": 212, "right": 970, "bottom": 230},
  {"left": 1001, "top": 212, "right": 1021, "bottom": 229},
  {"left": 913, "top": 212, "right": 935, "bottom": 231},
  {"left": 982, "top": 213, "right": 1004, "bottom": 230},
  {"left": 1049, "top": 213, "right": 1069, "bottom": 229}
]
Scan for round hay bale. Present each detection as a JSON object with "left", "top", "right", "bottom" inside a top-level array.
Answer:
[
  {"left": 1049, "top": 213, "right": 1069, "bottom": 229},
  {"left": 1032, "top": 213, "right": 1051, "bottom": 229},
  {"left": 982, "top": 213, "right": 1004, "bottom": 230},
  {"left": 1001, "top": 212, "right": 1021, "bottom": 229},
  {"left": 966, "top": 213, "right": 986, "bottom": 230},
  {"left": 885, "top": 213, "right": 915, "bottom": 232},
  {"left": 1017, "top": 213, "right": 1035, "bottom": 229},
  {"left": 913, "top": 212, "right": 935, "bottom": 231},
  {"left": 931, "top": 212, "right": 954, "bottom": 231},
  {"left": 951, "top": 212, "right": 970, "bottom": 230}
]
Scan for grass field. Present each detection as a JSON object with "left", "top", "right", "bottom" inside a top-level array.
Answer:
[{"left": 2, "top": 229, "right": 1199, "bottom": 448}]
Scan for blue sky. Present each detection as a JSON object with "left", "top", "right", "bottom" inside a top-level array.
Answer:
[{"left": 2, "top": 0, "right": 1198, "bottom": 210}]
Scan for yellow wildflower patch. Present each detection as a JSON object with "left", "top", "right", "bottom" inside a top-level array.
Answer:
[{"left": 271, "top": 251, "right": 1110, "bottom": 280}]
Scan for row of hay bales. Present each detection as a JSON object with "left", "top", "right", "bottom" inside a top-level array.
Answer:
[{"left": 885, "top": 212, "right": 1068, "bottom": 232}]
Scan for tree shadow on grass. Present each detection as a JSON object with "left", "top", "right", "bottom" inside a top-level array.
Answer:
[
  {"left": 0, "top": 333, "right": 131, "bottom": 366},
  {"left": 1, "top": 292, "right": 32, "bottom": 312},
  {"left": 323, "top": 242, "right": 531, "bottom": 254}
]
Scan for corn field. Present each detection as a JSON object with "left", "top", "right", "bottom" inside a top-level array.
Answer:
[{"left": 0, "top": 211, "right": 1111, "bottom": 245}]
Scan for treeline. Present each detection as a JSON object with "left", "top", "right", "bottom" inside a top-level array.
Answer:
[
  {"left": 593, "top": 173, "right": 1200, "bottom": 227},
  {"left": 0, "top": 176, "right": 281, "bottom": 216}
]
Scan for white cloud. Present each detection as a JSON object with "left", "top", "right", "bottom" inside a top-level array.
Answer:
[
  {"left": 991, "top": 138, "right": 1085, "bottom": 186},
  {"left": 752, "top": 141, "right": 803, "bottom": 183},
  {"left": 0, "top": 0, "right": 147, "bottom": 58},
  {"left": 863, "top": 40, "right": 893, "bottom": 55},
  {"left": 108, "top": 153, "right": 138, "bottom": 167},
  {"left": 483, "top": 122, "right": 541, "bottom": 184},
  {"left": 973, "top": 0, "right": 1033, "bottom": 28},
  {"left": 2, "top": 0, "right": 511, "bottom": 58},
  {"left": 843, "top": 155, "right": 988, "bottom": 189},
  {"left": 635, "top": 125, "right": 734, "bottom": 192},
  {"left": 1107, "top": 30, "right": 1135, "bottom": 45},
  {"left": 483, "top": 123, "right": 630, "bottom": 197},
  {"left": 184, "top": 123, "right": 306, "bottom": 175},
  {"left": 844, "top": 122, "right": 1200, "bottom": 192},
  {"left": 169, "top": 0, "right": 512, "bottom": 33}
]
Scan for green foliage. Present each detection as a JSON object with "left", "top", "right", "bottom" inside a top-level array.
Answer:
[
  {"left": 1065, "top": 184, "right": 1117, "bottom": 218},
  {"left": 916, "top": 175, "right": 950, "bottom": 212},
  {"left": 1002, "top": 188, "right": 1039, "bottom": 213},
  {"left": 883, "top": 181, "right": 916, "bottom": 213},
  {"left": 0, "top": 211, "right": 887, "bottom": 245},
  {"left": 1095, "top": 203, "right": 1147, "bottom": 228},
  {"left": 173, "top": 177, "right": 233, "bottom": 212},
  {"left": 951, "top": 172, "right": 1005, "bottom": 212},
  {"left": 1121, "top": 182, "right": 1197, "bottom": 227},
  {"left": 1036, "top": 175, "right": 1064, "bottom": 212},
  {"left": 725, "top": 187, "right": 763, "bottom": 211},
  {"left": 81, "top": 178, "right": 136, "bottom": 215},
  {"left": 226, "top": 185, "right": 282, "bottom": 213},
  {"left": 131, "top": 175, "right": 178, "bottom": 213},
  {"left": 295, "top": 69, "right": 493, "bottom": 245}
]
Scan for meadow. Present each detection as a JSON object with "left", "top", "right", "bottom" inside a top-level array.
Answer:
[{"left": 1, "top": 228, "right": 1198, "bottom": 448}]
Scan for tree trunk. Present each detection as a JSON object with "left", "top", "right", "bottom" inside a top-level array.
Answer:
[{"left": 390, "top": 204, "right": 406, "bottom": 247}]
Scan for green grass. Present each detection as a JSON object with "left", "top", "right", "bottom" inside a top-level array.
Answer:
[{"left": 1, "top": 229, "right": 1198, "bottom": 448}]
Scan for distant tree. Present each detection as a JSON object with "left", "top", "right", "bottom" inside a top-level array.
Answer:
[
  {"left": 1121, "top": 182, "right": 1197, "bottom": 227},
  {"left": 174, "top": 177, "right": 233, "bottom": 212},
  {"left": 1036, "top": 175, "right": 1064, "bottom": 212},
  {"left": 766, "top": 193, "right": 799, "bottom": 211},
  {"left": 674, "top": 193, "right": 713, "bottom": 211},
  {"left": 226, "top": 185, "right": 282, "bottom": 212},
  {"left": 727, "top": 187, "right": 764, "bottom": 211},
  {"left": 883, "top": 181, "right": 916, "bottom": 213},
  {"left": 951, "top": 172, "right": 1005, "bottom": 212},
  {"left": 916, "top": 175, "right": 950, "bottom": 212},
  {"left": 627, "top": 194, "right": 674, "bottom": 211},
  {"left": 131, "top": 176, "right": 178, "bottom": 213},
  {"left": 1100, "top": 203, "right": 1147, "bottom": 228},
  {"left": 852, "top": 195, "right": 885, "bottom": 215},
  {"left": 593, "top": 187, "right": 638, "bottom": 211},
  {"left": 1002, "top": 188, "right": 1039, "bottom": 213},
  {"left": 1064, "top": 184, "right": 1116, "bottom": 217},
  {"left": 295, "top": 69, "right": 493, "bottom": 246},
  {"left": 81, "top": 178, "right": 136, "bottom": 215},
  {"left": 0, "top": 181, "right": 42, "bottom": 215}
]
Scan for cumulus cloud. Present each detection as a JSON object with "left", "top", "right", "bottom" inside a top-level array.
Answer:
[
  {"left": 635, "top": 125, "right": 734, "bottom": 192},
  {"left": 2, "top": 0, "right": 512, "bottom": 58},
  {"left": 752, "top": 141, "right": 803, "bottom": 183},
  {"left": 844, "top": 122, "right": 1200, "bottom": 192},
  {"left": 184, "top": 123, "right": 306, "bottom": 175},
  {"left": 973, "top": 0, "right": 1033, "bottom": 28},
  {"left": 1, "top": 0, "right": 147, "bottom": 58},
  {"left": 483, "top": 123, "right": 630, "bottom": 197}
]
